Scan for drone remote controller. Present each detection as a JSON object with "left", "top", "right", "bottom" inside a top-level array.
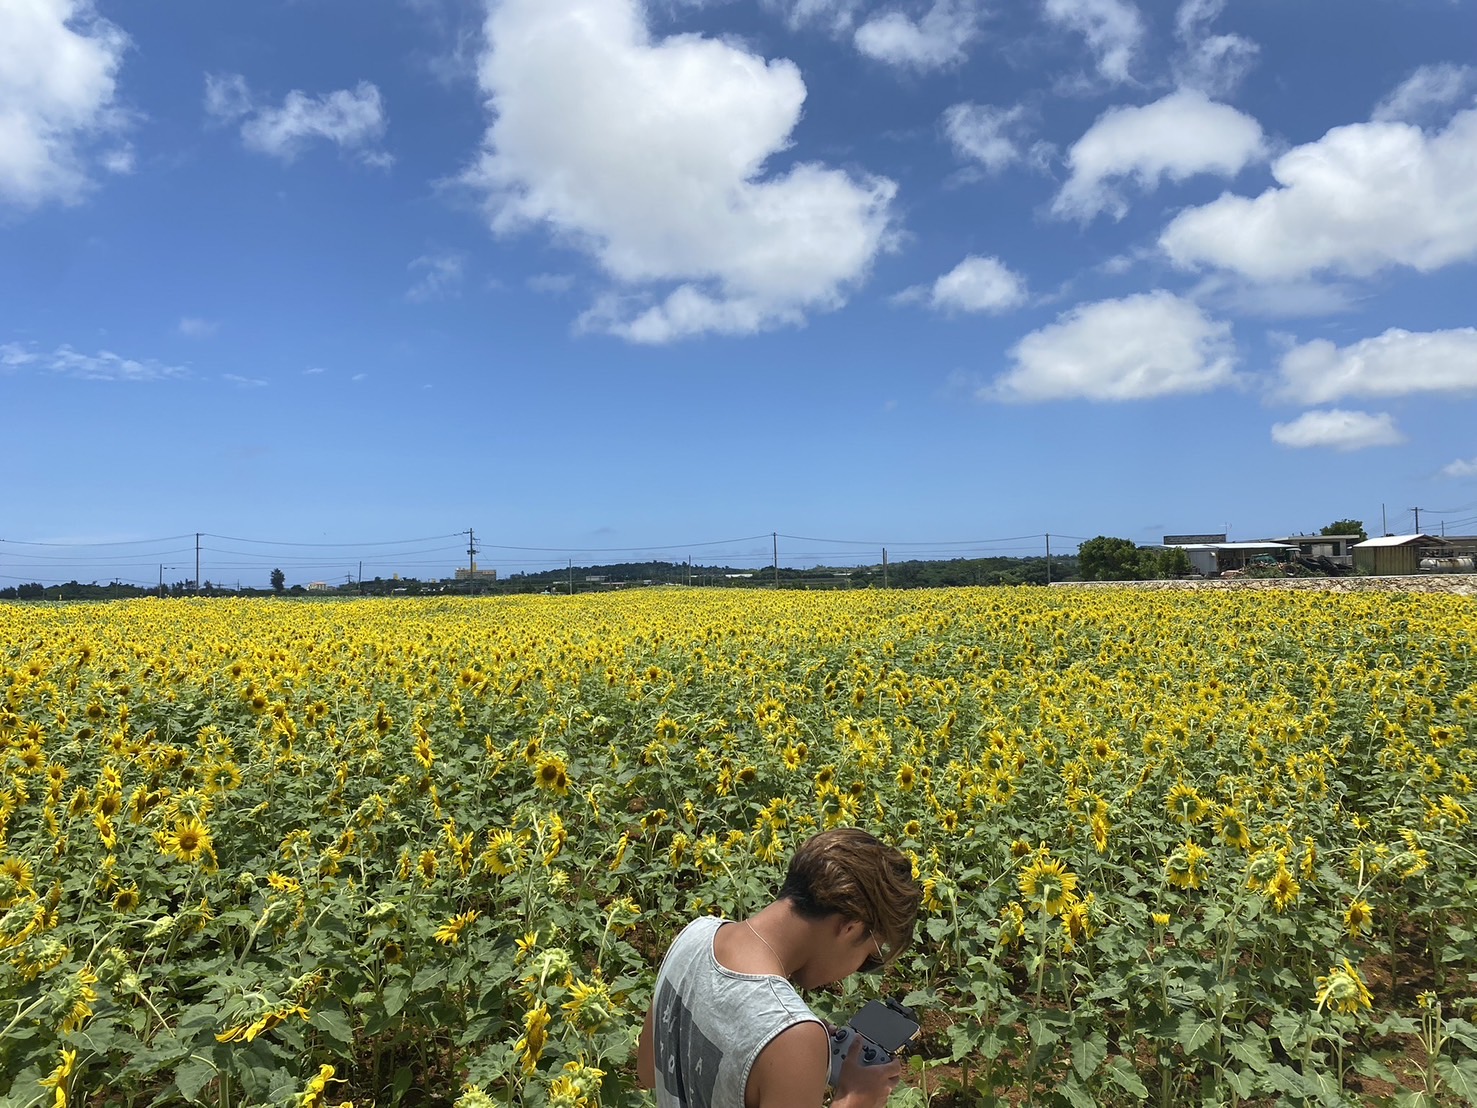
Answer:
[
  {"left": 827, "top": 1026, "right": 895, "bottom": 1087},
  {"left": 826, "top": 999, "right": 920, "bottom": 1088}
]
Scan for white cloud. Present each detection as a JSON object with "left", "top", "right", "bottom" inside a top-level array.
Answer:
[
  {"left": 762, "top": 0, "right": 865, "bottom": 33},
  {"left": 1270, "top": 409, "right": 1403, "bottom": 452},
  {"left": 204, "top": 73, "right": 252, "bottom": 122},
  {"left": 0, "top": 0, "right": 131, "bottom": 209},
  {"left": 1171, "top": 0, "right": 1257, "bottom": 98},
  {"left": 990, "top": 290, "right": 1236, "bottom": 401},
  {"left": 406, "top": 251, "right": 466, "bottom": 302},
  {"left": 1442, "top": 456, "right": 1477, "bottom": 479},
  {"left": 1, "top": 342, "right": 39, "bottom": 368},
  {"left": 7, "top": 343, "right": 188, "bottom": 382},
  {"left": 1276, "top": 327, "right": 1477, "bottom": 404},
  {"left": 303, "top": 366, "right": 327, "bottom": 375},
  {"left": 1188, "top": 274, "right": 1358, "bottom": 319},
  {"left": 1372, "top": 63, "right": 1477, "bottom": 126},
  {"left": 905, "top": 255, "right": 1028, "bottom": 314},
  {"left": 1041, "top": 0, "right": 1144, "bottom": 84},
  {"left": 178, "top": 317, "right": 219, "bottom": 338},
  {"left": 205, "top": 73, "right": 389, "bottom": 164},
  {"left": 1161, "top": 109, "right": 1477, "bottom": 281},
  {"left": 223, "top": 373, "right": 268, "bottom": 388},
  {"left": 460, "top": 0, "right": 897, "bottom": 342},
  {"left": 943, "top": 103, "right": 1035, "bottom": 174},
  {"left": 1053, "top": 90, "right": 1265, "bottom": 221},
  {"left": 854, "top": 1, "right": 982, "bottom": 70}
]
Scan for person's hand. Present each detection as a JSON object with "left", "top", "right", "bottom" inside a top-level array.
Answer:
[{"left": 832, "top": 1036, "right": 903, "bottom": 1108}]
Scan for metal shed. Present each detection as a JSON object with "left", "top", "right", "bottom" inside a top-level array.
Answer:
[
  {"left": 1173, "top": 541, "right": 1297, "bottom": 576},
  {"left": 1352, "top": 534, "right": 1448, "bottom": 576}
]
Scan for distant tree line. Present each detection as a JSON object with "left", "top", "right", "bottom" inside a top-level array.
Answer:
[
  {"left": 6, "top": 522, "right": 1380, "bottom": 599},
  {"left": 1077, "top": 537, "right": 1194, "bottom": 582},
  {"left": 1, "top": 554, "right": 1082, "bottom": 600}
]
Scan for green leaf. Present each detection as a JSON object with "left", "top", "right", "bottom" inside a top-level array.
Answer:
[
  {"left": 1444, "top": 1018, "right": 1477, "bottom": 1053},
  {"left": 1434, "top": 1057, "right": 1477, "bottom": 1107},
  {"left": 311, "top": 1007, "right": 354, "bottom": 1051},
  {"left": 1177, "top": 1011, "right": 1216, "bottom": 1055},
  {"left": 978, "top": 1027, "right": 1009, "bottom": 1061},
  {"left": 383, "top": 979, "right": 409, "bottom": 1017},
  {"left": 1226, "top": 1039, "right": 1264, "bottom": 1072},
  {"left": 1027, "top": 1014, "right": 1062, "bottom": 1048},
  {"left": 947, "top": 1024, "right": 975, "bottom": 1063},
  {"left": 392, "top": 1065, "right": 415, "bottom": 1101},
  {"left": 1059, "top": 1074, "right": 1098, "bottom": 1108},
  {"left": 1103, "top": 1057, "right": 1148, "bottom": 1100},
  {"left": 1354, "top": 1055, "right": 1402, "bottom": 1086},
  {"left": 1223, "top": 1067, "right": 1257, "bottom": 1100},
  {"left": 174, "top": 1057, "right": 217, "bottom": 1105},
  {"left": 1260, "top": 1062, "right": 1314, "bottom": 1099},
  {"left": 1072, "top": 1032, "right": 1107, "bottom": 1079}
]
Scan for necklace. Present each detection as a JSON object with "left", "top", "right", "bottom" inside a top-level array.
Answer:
[{"left": 744, "top": 920, "right": 786, "bottom": 975}]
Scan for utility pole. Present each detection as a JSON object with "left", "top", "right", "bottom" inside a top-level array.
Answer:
[
  {"left": 195, "top": 533, "right": 201, "bottom": 595},
  {"left": 466, "top": 529, "right": 477, "bottom": 576},
  {"left": 882, "top": 547, "right": 889, "bottom": 589},
  {"left": 1382, "top": 503, "right": 1388, "bottom": 536},
  {"left": 568, "top": 559, "right": 573, "bottom": 596},
  {"left": 1412, "top": 507, "right": 1422, "bottom": 534},
  {"left": 773, "top": 532, "right": 779, "bottom": 588},
  {"left": 1045, "top": 533, "right": 1052, "bottom": 584},
  {"left": 357, "top": 560, "right": 362, "bottom": 585}
]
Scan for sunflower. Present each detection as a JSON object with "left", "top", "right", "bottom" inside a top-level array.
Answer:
[
  {"left": 38, "top": 1047, "right": 76, "bottom": 1107},
  {"left": 997, "top": 901, "right": 1026, "bottom": 946},
  {"left": 896, "top": 764, "right": 917, "bottom": 792},
  {"left": 1344, "top": 897, "right": 1374, "bottom": 938},
  {"left": 1216, "top": 806, "right": 1251, "bottom": 851},
  {"left": 159, "top": 815, "right": 214, "bottom": 866},
  {"left": 1164, "top": 840, "right": 1209, "bottom": 890},
  {"left": 434, "top": 909, "right": 479, "bottom": 944},
  {"left": 534, "top": 753, "right": 570, "bottom": 794},
  {"left": 1060, "top": 893, "right": 1096, "bottom": 952},
  {"left": 1265, "top": 866, "right": 1301, "bottom": 913},
  {"left": 113, "top": 885, "right": 141, "bottom": 913},
  {"left": 516, "top": 1003, "right": 552, "bottom": 1075},
  {"left": 1315, "top": 959, "right": 1373, "bottom": 1016},
  {"left": 299, "top": 1064, "right": 338, "bottom": 1108},
  {"left": 58, "top": 965, "right": 99, "bottom": 1034},
  {"left": 1018, "top": 855, "right": 1078, "bottom": 915},
  {"left": 0, "top": 855, "right": 34, "bottom": 894},
  {"left": 1090, "top": 813, "right": 1110, "bottom": 854},
  {"left": 1165, "top": 783, "right": 1207, "bottom": 825},
  {"left": 561, "top": 978, "right": 614, "bottom": 1031}
]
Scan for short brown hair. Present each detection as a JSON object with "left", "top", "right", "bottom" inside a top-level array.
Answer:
[{"left": 778, "top": 828, "right": 921, "bottom": 965}]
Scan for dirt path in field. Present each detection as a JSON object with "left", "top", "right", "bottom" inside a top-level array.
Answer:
[{"left": 1052, "top": 574, "right": 1477, "bottom": 595}]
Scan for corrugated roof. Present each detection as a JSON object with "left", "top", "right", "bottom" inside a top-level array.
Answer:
[
  {"left": 1352, "top": 534, "right": 1441, "bottom": 548},
  {"left": 1172, "top": 541, "right": 1296, "bottom": 550}
]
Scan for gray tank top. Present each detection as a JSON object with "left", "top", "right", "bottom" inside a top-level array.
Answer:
[{"left": 651, "top": 915, "right": 824, "bottom": 1108}]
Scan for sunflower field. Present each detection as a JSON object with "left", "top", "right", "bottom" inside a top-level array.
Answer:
[{"left": 2, "top": 588, "right": 1476, "bottom": 1108}]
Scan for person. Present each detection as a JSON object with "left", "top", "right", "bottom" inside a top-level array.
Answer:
[{"left": 637, "top": 827, "right": 922, "bottom": 1108}]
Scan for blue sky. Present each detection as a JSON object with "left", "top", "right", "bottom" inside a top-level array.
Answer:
[{"left": 3, "top": 0, "right": 1477, "bottom": 587}]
